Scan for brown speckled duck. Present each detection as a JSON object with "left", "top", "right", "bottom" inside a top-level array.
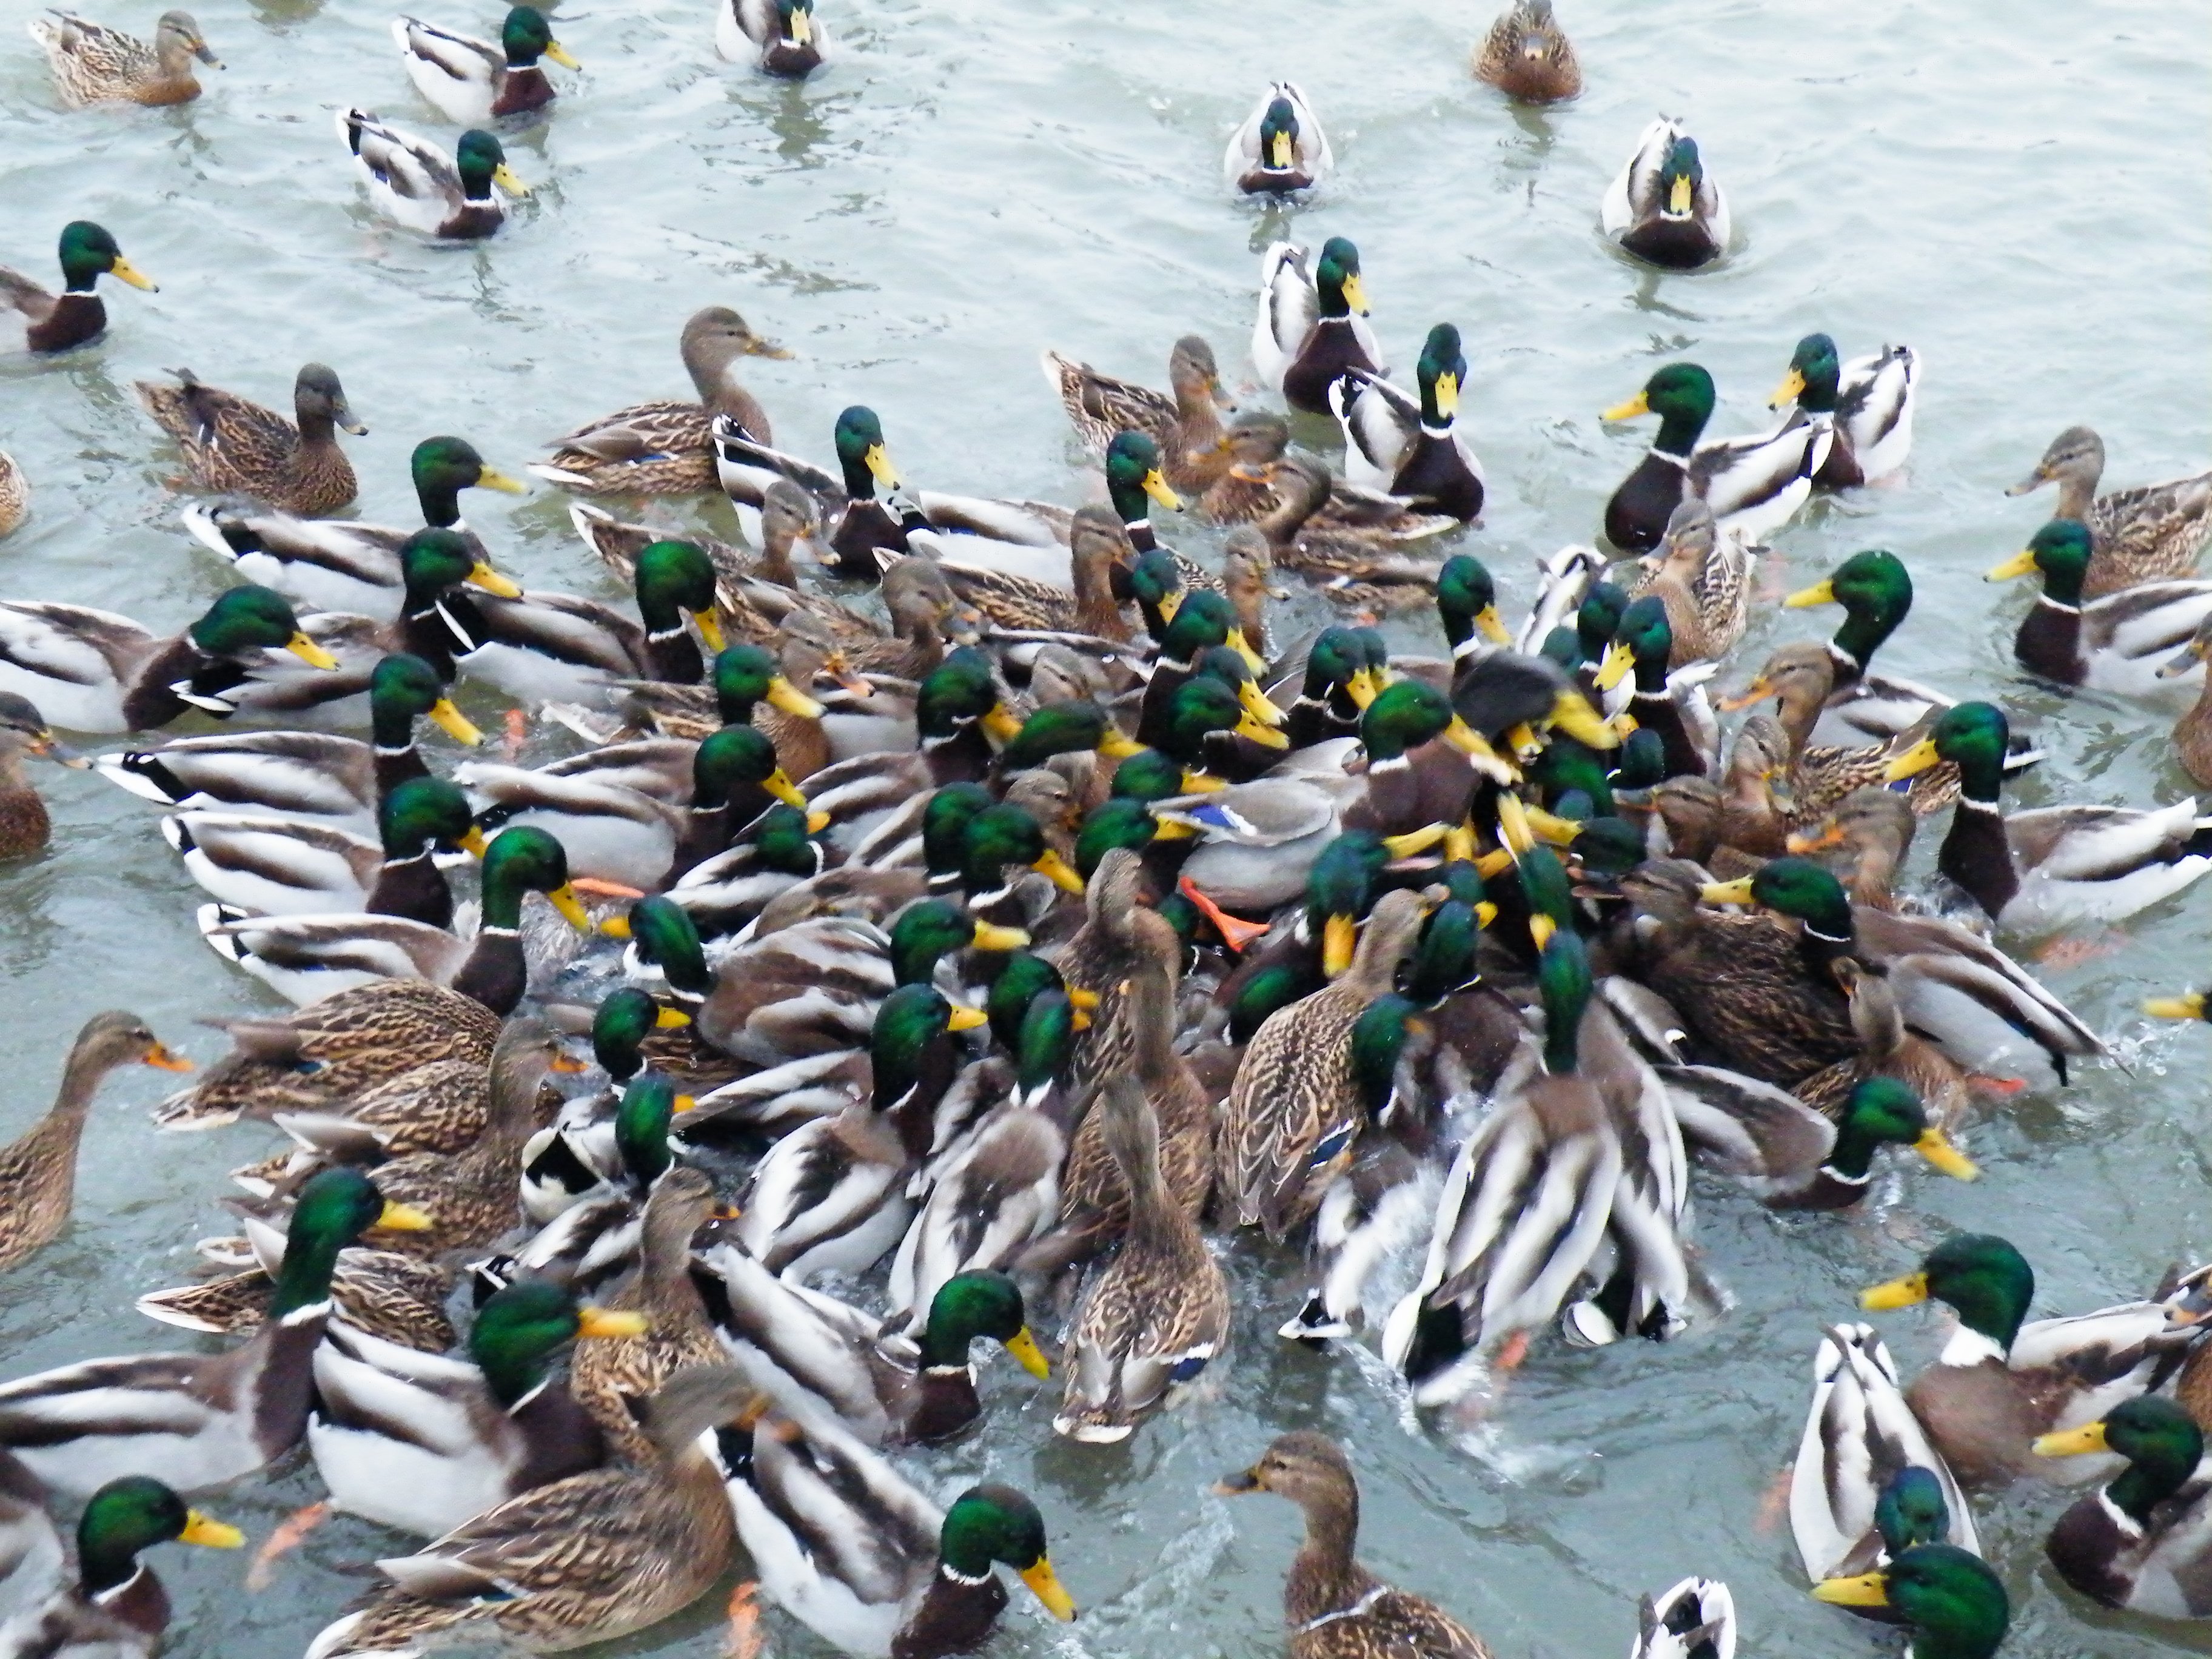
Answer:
[
  {"left": 2007, "top": 426, "right": 2211, "bottom": 598},
  {"left": 28, "top": 8, "right": 219, "bottom": 106},
  {"left": 1472, "top": 0, "right": 1578, "bottom": 101},
  {"left": 136, "top": 364, "right": 367, "bottom": 516}
]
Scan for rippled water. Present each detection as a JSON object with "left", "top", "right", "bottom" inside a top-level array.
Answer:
[{"left": 2, "top": 0, "right": 2209, "bottom": 1652}]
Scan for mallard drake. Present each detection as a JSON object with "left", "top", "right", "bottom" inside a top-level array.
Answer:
[
  {"left": 1601, "top": 118, "right": 1729, "bottom": 270},
  {"left": 392, "top": 5, "right": 577, "bottom": 125},
  {"left": 0, "top": 1475, "right": 241, "bottom": 1659},
  {"left": 1768, "top": 334, "right": 1918, "bottom": 488},
  {"left": 714, "top": 405, "right": 907, "bottom": 577},
  {"left": 307, "top": 1279, "right": 638, "bottom": 1538},
  {"left": 1601, "top": 363, "right": 1825, "bottom": 551},
  {"left": 1858, "top": 1233, "right": 2191, "bottom": 1487},
  {"left": 1216, "top": 1432, "right": 1492, "bottom": 1658},
  {"left": 0, "top": 1013, "right": 187, "bottom": 1274},
  {"left": 0, "top": 1167, "right": 425, "bottom": 1494},
  {"left": 1986, "top": 518, "right": 2212, "bottom": 694},
  {"left": 2032, "top": 1395, "right": 2212, "bottom": 1616},
  {"left": 1224, "top": 81, "right": 1332, "bottom": 194},
  {"left": 1627, "top": 498, "right": 1752, "bottom": 663},
  {"left": 533, "top": 308, "right": 788, "bottom": 493},
  {"left": 1331, "top": 324, "right": 1485, "bottom": 523},
  {"left": 716, "top": 0, "right": 823, "bottom": 75},
  {"left": 138, "top": 364, "right": 367, "bottom": 516},
  {"left": 0, "top": 585, "right": 338, "bottom": 735},
  {"left": 1, "top": 221, "right": 156, "bottom": 354},
  {"left": 1053, "top": 1073, "right": 1228, "bottom": 1442},
  {"left": 1591, "top": 595, "right": 1717, "bottom": 780},
  {"left": 1473, "top": 0, "right": 1578, "bottom": 100},
  {"left": 1041, "top": 335, "right": 1233, "bottom": 494},
  {"left": 1766, "top": 548, "right": 1962, "bottom": 746},
  {"left": 1254, "top": 238, "right": 1381, "bottom": 416},
  {"left": 196, "top": 823, "right": 588, "bottom": 1008},
  {"left": 1811, "top": 1544, "right": 2009, "bottom": 1659},
  {"left": 335, "top": 110, "right": 526, "bottom": 240},
  {"left": 0, "top": 692, "right": 83, "bottom": 857},
  {"left": 303, "top": 1366, "right": 753, "bottom": 1658},
  {"left": 2007, "top": 426, "right": 2212, "bottom": 598},
  {"left": 28, "top": 8, "right": 218, "bottom": 105},
  {"left": 1740, "top": 1073, "right": 1976, "bottom": 1209},
  {"left": 0, "top": 452, "right": 24, "bottom": 538}
]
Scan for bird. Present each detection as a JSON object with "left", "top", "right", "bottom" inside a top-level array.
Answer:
[
  {"left": 335, "top": 110, "right": 527, "bottom": 239},
  {"left": 1601, "top": 362, "right": 1825, "bottom": 551},
  {"left": 2031, "top": 1394, "right": 2212, "bottom": 1617},
  {"left": 1224, "top": 82, "right": 1332, "bottom": 195},
  {"left": 1254, "top": 238, "right": 1381, "bottom": 416},
  {"left": 136, "top": 363, "right": 369, "bottom": 515},
  {"left": 1985, "top": 517, "right": 2212, "bottom": 694},
  {"left": 1810, "top": 1545, "right": 2009, "bottom": 1659},
  {"left": 1767, "top": 333, "right": 1919, "bottom": 487},
  {"left": 0, "top": 1474, "right": 241, "bottom": 1658},
  {"left": 27, "top": 8, "right": 220, "bottom": 106},
  {"left": 0, "top": 452, "right": 24, "bottom": 538},
  {"left": 716, "top": 0, "right": 823, "bottom": 75},
  {"left": 2006, "top": 426, "right": 2212, "bottom": 598},
  {"left": 1601, "top": 118, "right": 1729, "bottom": 271},
  {"left": 1, "top": 221, "right": 156, "bottom": 354},
  {"left": 1331, "top": 323, "right": 1485, "bottom": 523},
  {"left": 391, "top": 5, "right": 580, "bottom": 126},
  {"left": 1473, "top": 0, "right": 1579, "bottom": 102}
]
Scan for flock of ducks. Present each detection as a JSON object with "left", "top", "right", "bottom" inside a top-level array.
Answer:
[{"left": 5, "top": 1, "right": 2212, "bottom": 1658}]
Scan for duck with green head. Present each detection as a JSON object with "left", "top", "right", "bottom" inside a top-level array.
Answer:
[
  {"left": 1768, "top": 332, "right": 1920, "bottom": 488},
  {"left": 1101, "top": 429, "right": 1185, "bottom": 557},
  {"left": 714, "top": 404, "right": 908, "bottom": 580},
  {"left": 1, "top": 221, "right": 156, "bottom": 354},
  {"left": 338, "top": 112, "right": 526, "bottom": 239},
  {"left": 1148, "top": 674, "right": 1290, "bottom": 793},
  {"left": 1602, "top": 118, "right": 1729, "bottom": 270},
  {"left": 1334, "top": 321, "right": 1486, "bottom": 523},
  {"left": 1433, "top": 554, "right": 1512, "bottom": 673},
  {"left": 2033, "top": 1393, "right": 2212, "bottom": 1616},
  {"left": 1592, "top": 594, "right": 1714, "bottom": 780},
  {"left": 518, "top": 989, "right": 694, "bottom": 1219},
  {"left": 1601, "top": 359, "right": 1823, "bottom": 551},
  {"left": 1255, "top": 235, "right": 1381, "bottom": 416},
  {"left": 1985, "top": 517, "right": 2212, "bottom": 694},
  {"left": 1137, "top": 588, "right": 1270, "bottom": 748},
  {"left": 1225, "top": 81, "right": 1331, "bottom": 194},
  {"left": 394, "top": 5, "right": 580, "bottom": 126},
  {"left": 1281, "top": 628, "right": 1375, "bottom": 748},
  {"left": 660, "top": 800, "right": 826, "bottom": 941},
  {"left": 1765, "top": 1076, "right": 1977, "bottom": 1211},
  {"left": 1342, "top": 678, "right": 1504, "bottom": 839},
  {"left": 957, "top": 801, "right": 1085, "bottom": 912},
  {"left": 1812, "top": 1544, "right": 2008, "bottom": 1659},
  {"left": 718, "top": 0, "right": 824, "bottom": 76},
  {"left": 4, "top": 1474, "right": 241, "bottom": 1657},
  {"left": 1884, "top": 698, "right": 2212, "bottom": 934},
  {"left": 1765, "top": 546, "right": 1948, "bottom": 747}
]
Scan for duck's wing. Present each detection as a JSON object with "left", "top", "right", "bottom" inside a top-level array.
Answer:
[
  {"left": 391, "top": 16, "right": 501, "bottom": 83},
  {"left": 1252, "top": 243, "right": 1316, "bottom": 395},
  {"left": 0, "top": 599, "right": 156, "bottom": 684},
  {"left": 337, "top": 109, "right": 463, "bottom": 209},
  {"left": 1601, "top": 116, "right": 1675, "bottom": 233}
]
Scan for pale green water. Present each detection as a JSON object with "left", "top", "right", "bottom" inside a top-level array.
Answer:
[{"left": 1, "top": 0, "right": 2210, "bottom": 1653}]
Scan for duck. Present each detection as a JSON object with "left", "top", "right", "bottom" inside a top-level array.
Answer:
[
  {"left": 0, "top": 585, "right": 340, "bottom": 735},
  {"left": 717, "top": 1390, "right": 1074, "bottom": 1658},
  {"left": 1768, "top": 334, "right": 1919, "bottom": 487},
  {"left": 0, "top": 1167, "right": 426, "bottom": 1494},
  {"left": 196, "top": 823, "right": 588, "bottom": 1009},
  {"left": 1330, "top": 323, "right": 1485, "bottom": 523},
  {"left": 1198, "top": 413, "right": 1447, "bottom": 540},
  {"left": 1986, "top": 518, "right": 2212, "bottom": 694},
  {"left": 1601, "top": 117, "right": 1729, "bottom": 271},
  {"left": 1857, "top": 1232, "right": 2191, "bottom": 1487},
  {"left": 714, "top": 405, "right": 908, "bottom": 577},
  {"left": 1789, "top": 962, "right": 1971, "bottom": 1130},
  {"left": 1590, "top": 594, "right": 1717, "bottom": 781},
  {"left": 0, "top": 1475, "right": 241, "bottom": 1659},
  {"left": 302, "top": 1366, "right": 754, "bottom": 1659},
  {"left": 137, "top": 363, "right": 367, "bottom": 516},
  {"left": 0, "top": 1013, "right": 189, "bottom": 1275},
  {"left": 1601, "top": 362, "right": 1825, "bottom": 551},
  {"left": 1765, "top": 547, "right": 1963, "bottom": 748},
  {"left": 1749, "top": 1074, "right": 1976, "bottom": 1209},
  {"left": 1626, "top": 498, "right": 1752, "bottom": 664},
  {"left": 179, "top": 435, "right": 528, "bottom": 619},
  {"left": 1885, "top": 700, "right": 2212, "bottom": 933},
  {"left": 306, "top": 1279, "right": 640, "bottom": 1538},
  {"left": 2006, "top": 426, "right": 2212, "bottom": 598},
  {"left": 335, "top": 110, "right": 526, "bottom": 240},
  {"left": 27, "top": 8, "right": 218, "bottom": 106},
  {"left": 1785, "top": 786, "right": 1918, "bottom": 910},
  {"left": 1041, "top": 335, "right": 1233, "bottom": 494},
  {"left": 1811, "top": 1544, "right": 2010, "bottom": 1659},
  {"left": 919, "top": 504, "right": 1133, "bottom": 642},
  {"left": 392, "top": 5, "right": 578, "bottom": 126},
  {"left": 1224, "top": 81, "right": 1332, "bottom": 194},
  {"left": 0, "top": 452, "right": 24, "bottom": 537},
  {"left": 1, "top": 221, "right": 156, "bottom": 354},
  {"left": 716, "top": 0, "right": 823, "bottom": 75},
  {"left": 1216, "top": 1432, "right": 1492, "bottom": 1658},
  {"left": 1253, "top": 457, "right": 1449, "bottom": 606},
  {"left": 1053, "top": 1073, "right": 1229, "bottom": 1442},
  {"left": 532, "top": 308, "right": 788, "bottom": 493},
  {"left": 1632, "top": 1580, "right": 1734, "bottom": 1659},
  {"left": 1473, "top": 0, "right": 1578, "bottom": 101},
  {"left": 2163, "top": 613, "right": 2212, "bottom": 786},
  {"left": 2031, "top": 1394, "right": 2212, "bottom": 1617},
  {"left": 1253, "top": 238, "right": 1382, "bottom": 416},
  {"left": 0, "top": 693, "right": 84, "bottom": 857}
]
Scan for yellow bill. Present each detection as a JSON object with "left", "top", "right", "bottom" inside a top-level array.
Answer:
[
  {"left": 1098, "top": 728, "right": 1145, "bottom": 759},
  {"left": 1269, "top": 130, "right": 1293, "bottom": 170},
  {"left": 1433, "top": 370, "right": 1460, "bottom": 421},
  {"left": 179, "top": 1511, "right": 246, "bottom": 1549},
  {"left": 546, "top": 883, "right": 592, "bottom": 930},
  {"left": 1003, "top": 1326, "right": 1051, "bottom": 1379},
  {"left": 1812, "top": 1572, "right": 1889, "bottom": 1609},
  {"left": 477, "top": 466, "right": 530, "bottom": 494},
  {"left": 1700, "top": 876, "right": 1754, "bottom": 905},
  {"left": 1338, "top": 272, "right": 1370, "bottom": 315},
  {"left": 1783, "top": 578, "right": 1835, "bottom": 609},
  {"left": 970, "top": 920, "right": 1030, "bottom": 952},
  {"left": 945, "top": 1002, "right": 990, "bottom": 1032},
  {"left": 1142, "top": 469, "right": 1182, "bottom": 511},
  {"left": 691, "top": 609, "right": 728, "bottom": 654},
  {"left": 375, "top": 1200, "right": 434, "bottom": 1232},
  {"left": 1549, "top": 690, "right": 1618, "bottom": 749},
  {"left": 656, "top": 1005, "right": 692, "bottom": 1028},
  {"left": 981, "top": 703, "right": 1025, "bottom": 744},
  {"left": 108, "top": 256, "right": 159, "bottom": 291},
  {"left": 864, "top": 443, "right": 899, "bottom": 489},
  {"left": 576, "top": 1307, "right": 652, "bottom": 1339},
  {"left": 1914, "top": 1128, "right": 1979, "bottom": 1181},
  {"left": 1861, "top": 1270, "right": 1931, "bottom": 1310},
  {"left": 763, "top": 768, "right": 808, "bottom": 811},
  {"left": 1882, "top": 738, "right": 1940, "bottom": 783},
  {"left": 766, "top": 675, "right": 826, "bottom": 719},
  {"left": 1238, "top": 679, "right": 1287, "bottom": 728},
  {"left": 428, "top": 697, "right": 484, "bottom": 745},
  {"left": 458, "top": 825, "right": 491, "bottom": 859},
  {"left": 1234, "top": 708, "right": 1292, "bottom": 749},
  {"left": 2032, "top": 1420, "right": 2110, "bottom": 1458},
  {"left": 1474, "top": 602, "right": 1509, "bottom": 645},
  {"left": 286, "top": 634, "right": 341, "bottom": 671},
  {"left": 1322, "top": 912, "right": 1358, "bottom": 978},
  {"left": 1031, "top": 849, "right": 1086, "bottom": 894},
  {"left": 1769, "top": 366, "right": 1808, "bottom": 409},
  {"left": 1601, "top": 390, "right": 1650, "bottom": 421},
  {"left": 1985, "top": 549, "right": 2040, "bottom": 581},
  {"left": 1380, "top": 823, "right": 1447, "bottom": 859},
  {"left": 543, "top": 39, "right": 581, "bottom": 68},
  {"left": 2145, "top": 992, "right": 2207, "bottom": 1021},
  {"left": 1592, "top": 640, "right": 1635, "bottom": 692},
  {"left": 491, "top": 163, "right": 529, "bottom": 197},
  {"left": 1019, "top": 1557, "right": 1078, "bottom": 1621}
]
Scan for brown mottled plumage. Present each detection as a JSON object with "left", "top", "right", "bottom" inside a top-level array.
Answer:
[
  {"left": 0, "top": 451, "right": 25, "bottom": 538},
  {"left": 1472, "top": 0, "right": 1578, "bottom": 102},
  {"left": 1628, "top": 497, "right": 1752, "bottom": 664},
  {"left": 135, "top": 1249, "right": 456, "bottom": 1352},
  {"left": 1727, "top": 642, "right": 1965, "bottom": 822},
  {"left": 135, "top": 364, "right": 366, "bottom": 515},
  {"left": 1042, "top": 335, "right": 1234, "bottom": 494},
  {"left": 30, "top": 8, "right": 220, "bottom": 106},
  {"left": 1792, "top": 958, "right": 1969, "bottom": 1128},
  {"left": 929, "top": 506, "right": 1134, "bottom": 641},
  {"left": 2008, "top": 426, "right": 2212, "bottom": 598},
  {"left": 0, "top": 693, "right": 79, "bottom": 859}
]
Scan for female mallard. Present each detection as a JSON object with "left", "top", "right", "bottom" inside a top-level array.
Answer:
[
  {"left": 303, "top": 1366, "right": 754, "bottom": 1658},
  {"left": 0, "top": 451, "right": 24, "bottom": 537},
  {"left": 1041, "top": 335, "right": 1233, "bottom": 494},
  {"left": 1885, "top": 700, "right": 2212, "bottom": 932},
  {"left": 0, "top": 1476, "right": 241, "bottom": 1659},
  {"left": 1791, "top": 961, "right": 1970, "bottom": 1129},
  {"left": 182, "top": 435, "right": 526, "bottom": 620},
  {"left": 1785, "top": 786, "right": 1917, "bottom": 910},
  {"left": 1768, "top": 334, "right": 1919, "bottom": 488},
  {"left": 1254, "top": 238, "right": 1381, "bottom": 416},
  {"left": 1332, "top": 324, "right": 1485, "bottom": 523},
  {"left": 1627, "top": 498, "right": 1752, "bottom": 664},
  {"left": 307, "top": 1279, "right": 640, "bottom": 1538},
  {"left": 1986, "top": 517, "right": 2212, "bottom": 694},
  {"left": 1252, "top": 457, "right": 1448, "bottom": 606},
  {"left": 335, "top": 110, "right": 526, "bottom": 240},
  {"left": 1717, "top": 645, "right": 1963, "bottom": 823},
  {"left": 392, "top": 5, "right": 578, "bottom": 125},
  {"left": 2033, "top": 1395, "right": 2212, "bottom": 1616},
  {"left": 1053, "top": 1073, "right": 1229, "bottom": 1442},
  {"left": 0, "top": 585, "right": 337, "bottom": 734},
  {"left": 2163, "top": 612, "right": 2212, "bottom": 786},
  {"left": 534, "top": 308, "right": 788, "bottom": 493},
  {"left": 28, "top": 8, "right": 218, "bottom": 106},
  {"left": 1601, "top": 362, "right": 1824, "bottom": 551},
  {"left": 0, "top": 1167, "right": 426, "bottom": 1494},
  {"left": 1858, "top": 1233, "right": 2190, "bottom": 1488},
  {"left": 1812, "top": 1544, "right": 2009, "bottom": 1659},
  {"left": 1, "top": 221, "right": 156, "bottom": 354},
  {"left": 0, "top": 692, "right": 84, "bottom": 857},
  {"left": 137, "top": 363, "right": 367, "bottom": 515},
  {"left": 0, "top": 1013, "right": 188, "bottom": 1273},
  {"left": 1473, "top": 0, "right": 1578, "bottom": 101},
  {"left": 2007, "top": 426, "right": 2212, "bottom": 598},
  {"left": 1224, "top": 81, "right": 1332, "bottom": 194},
  {"left": 716, "top": 0, "right": 823, "bottom": 76},
  {"left": 1601, "top": 117, "right": 1728, "bottom": 270},
  {"left": 1216, "top": 1432, "right": 1493, "bottom": 1658},
  {"left": 714, "top": 405, "right": 907, "bottom": 577},
  {"left": 197, "top": 823, "right": 588, "bottom": 1008},
  {"left": 919, "top": 503, "right": 1133, "bottom": 640}
]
